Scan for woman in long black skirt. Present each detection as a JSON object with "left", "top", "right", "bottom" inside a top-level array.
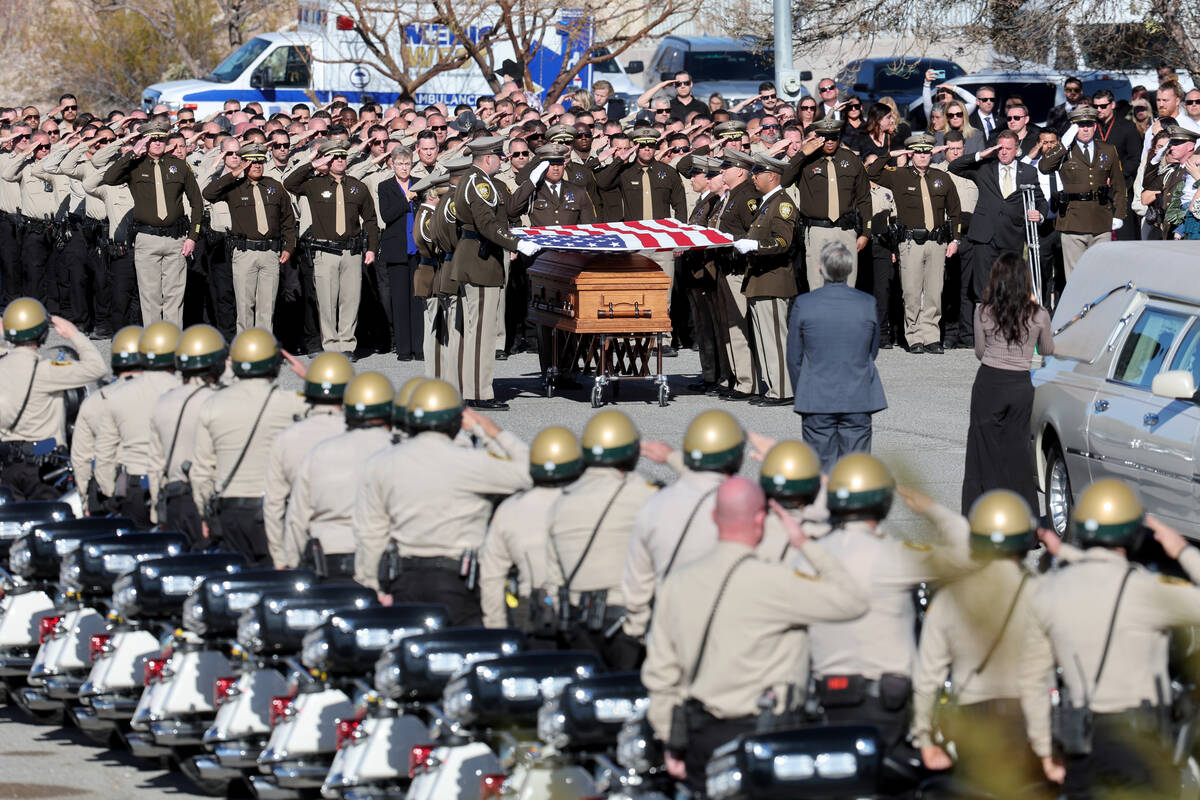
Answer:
[{"left": 962, "top": 252, "right": 1054, "bottom": 513}]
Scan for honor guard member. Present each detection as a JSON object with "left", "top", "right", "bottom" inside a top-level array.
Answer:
[
  {"left": 712, "top": 120, "right": 750, "bottom": 152},
  {"left": 642, "top": 476, "right": 868, "bottom": 794},
  {"left": 542, "top": 410, "right": 660, "bottom": 669},
  {"left": 1037, "top": 106, "right": 1127, "bottom": 277},
  {"left": 411, "top": 170, "right": 450, "bottom": 378},
  {"left": 83, "top": 137, "right": 140, "bottom": 330},
  {"left": 755, "top": 438, "right": 827, "bottom": 562},
  {"left": 782, "top": 118, "right": 872, "bottom": 289},
  {"left": 202, "top": 143, "right": 298, "bottom": 333},
  {"left": 680, "top": 157, "right": 729, "bottom": 395},
  {"left": 101, "top": 121, "right": 203, "bottom": 327},
  {"left": 622, "top": 410, "right": 746, "bottom": 641},
  {"left": 479, "top": 425, "right": 585, "bottom": 643},
  {"left": 450, "top": 136, "right": 539, "bottom": 410},
  {"left": 712, "top": 149, "right": 762, "bottom": 400},
  {"left": 282, "top": 372, "right": 394, "bottom": 578},
  {"left": 147, "top": 324, "right": 226, "bottom": 548},
  {"left": 0, "top": 299, "right": 106, "bottom": 498},
  {"left": 354, "top": 379, "right": 532, "bottom": 625},
  {"left": 540, "top": 123, "right": 602, "bottom": 211},
  {"left": 808, "top": 454, "right": 973, "bottom": 763},
  {"left": 911, "top": 490, "right": 1045, "bottom": 794},
  {"left": 429, "top": 157, "right": 473, "bottom": 387},
  {"left": 284, "top": 139, "right": 381, "bottom": 356},
  {"left": 72, "top": 325, "right": 142, "bottom": 515},
  {"left": 731, "top": 153, "right": 799, "bottom": 406},
  {"left": 93, "top": 321, "right": 182, "bottom": 528},
  {"left": 1020, "top": 480, "right": 1200, "bottom": 796},
  {"left": 190, "top": 328, "right": 309, "bottom": 564},
  {"left": 263, "top": 351, "right": 352, "bottom": 568},
  {"left": 867, "top": 133, "right": 962, "bottom": 354}
]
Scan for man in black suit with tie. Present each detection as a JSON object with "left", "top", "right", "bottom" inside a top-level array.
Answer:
[
  {"left": 969, "top": 85, "right": 1000, "bottom": 140},
  {"left": 377, "top": 149, "right": 421, "bottom": 360},
  {"left": 948, "top": 130, "right": 1047, "bottom": 338},
  {"left": 986, "top": 102, "right": 1041, "bottom": 158}
]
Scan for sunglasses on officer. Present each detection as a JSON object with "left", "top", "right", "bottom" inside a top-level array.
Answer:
[{"left": 675, "top": 80, "right": 692, "bottom": 87}]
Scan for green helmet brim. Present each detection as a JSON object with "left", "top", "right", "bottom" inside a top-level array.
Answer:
[
  {"left": 1073, "top": 517, "right": 1143, "bottom": 545},
  {"left": 176, "top": 348, "right": 227, "bottom": 371},
  {"left": 112, "top": 352, "right": 144, "bottom": 370},
  {"left": 969, "top": 531, "right": 1036, "bottom": 557},
  {"left": 760, "top": 473, "right": 820, "bottom": 502},
  {"left": 143, "top": 351, "right": 176, "bottom": 369},
  {"left": 408, "top": 405, "right": 463, "bottom": 428},
  {"left": 583, "top": 440, "right": 639, "bottom": 466},
  {"left": 5, "top": 319, "right": 48, "bottom": 343},
  {"left": 346, "top": 400, "right": 392, "bottom": 423},
  {"left": 828, "top": 486, "right": 894, "bottom": 512},
  {"left": 531, "top": 455, "right": 584, "bottom": 483},
  {"left": 684, "top": 442, "right": 745, "bottom": 472},
  {"left": 304, "top": 379, "right": 348, "bottom": 400},
  {"left": 232, "top": 354, "right": 281, "bottom": 377}
]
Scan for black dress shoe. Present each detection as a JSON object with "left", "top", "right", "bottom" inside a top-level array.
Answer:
[
  {"left": 495, "top": 349, "right": 508, "bottom": 361},
  {"left": 660, "top": 345, "right": 678, "bottom": 358},
  {"left": 708, "top": 384, "right": 727, "bottom": 397},
  {"left": 907, "top": 343, "right": 926, "bottom": 355},
  {"left": 687, "top": 381, "right": 714, "bottom": 393},
  {"left": 722, "top": 390, "right": 753, "bottom": 401},
  {"left": 468, "top": 399, "right": 510, "bottom": 410},
  {"left": 396, "top": 353, "right": 413, "bottom": 362},
  {"left": 926, "top": 342, "right": 945, "bottom": 354},
  {"left": 757, "top": 396, "right": 793, "bottom": 406},
  {"left": 879, "top": 341, "right": 894, "bottom": 350}
]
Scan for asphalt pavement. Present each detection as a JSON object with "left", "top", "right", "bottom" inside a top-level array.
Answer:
[{"left": 0, "top": 336, "right": 980, "bottom": 797}]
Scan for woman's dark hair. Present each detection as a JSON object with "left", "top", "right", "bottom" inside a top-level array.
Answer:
[
  {"left": 982, "top": 252, "right": 1039, "bottom": 344},
  {"left": 864, "top": 103, "right": 892, "bottom": 138}
]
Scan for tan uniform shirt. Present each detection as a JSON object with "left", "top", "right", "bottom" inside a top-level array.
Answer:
[
  {"left": 642, "top": 539, "right": 868, "bottom": 740},
  {"left": 70, "top": 375, "right": 137, "bottom": 492},
  {"left": 0, "top": 151, "right": 22, "bottom": 213},
  {"left": 280, "top": 425, "right": 392, "bottom": 567},
  {"left": 0, "top": 335, "right": 106, "bottom": 444},
  {"left": 190, "top": 379, "right": 309, "bottom": 509},
  {"left": 353, "top": 429, "right": 532, "bottom": 590},
  {"left": 263, "top": 406, "right": 345, "bottom": 568},
  {"left": 621, "top": 468, "right": 723, "bottom": 638},
  {"left": 93, "top": 370, "right": 181, "bottom": 495},
  {"left": 147, "top": 378, "right": 219, "bottom": 517},
  {"left": 479, "top": 485, "right": 563, "bottom": 629},
  {"left": 1, "top": 154, "right": 65, "bottom": 219},
  {"left": 543, "top": 466, "right": 660, "bottom": 609},
  {"left": 83, "top": 143, "right": 136, "bottom": 242},
  {"left": 1019, "top": 546, "right": 1200, "bottom": 758}
]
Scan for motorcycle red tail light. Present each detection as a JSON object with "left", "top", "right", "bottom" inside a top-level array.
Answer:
[
  {"left": 38, "top": 615, "right": 62, "bottom": 644},
  {"left": 88, "top": 634, "right": 111, "bottom": 663},
  {"left": 214, "top": 676, "right": 237, "bottom": 706},
  {"left": 480, "top": 773, "right": 508, "bottom": 799},
  {"left": 143, "top": 655, "right": 167, "bottom": 686},
  {"left": 269, "top": 694, "right": 295, "bottom": 727},
  {"left": 335, "top": 717, "right": 363, "bottom": 749},
  {"left": 409, "top": 743, "right": 435, "bottom": 778}
]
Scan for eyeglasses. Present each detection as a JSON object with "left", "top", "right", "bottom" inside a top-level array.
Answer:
[
  {"left": 761, "top": 93, "right": 777, "bottom": 100},
  {"left": 947, "top": 112, "right": 964, "bottom": 118},
  {"left": 1006, "top": 114, "right": 1025, "bottom": 121},
  {"left": 270, "top": 142, "right": 289, "bottom": 149},
  {"left": 430, "top": 125, "right": 447, "bottom": 131},
  {"left": 654, "top": 108, "right": 670, "bottom": 114},
  {"left": 510, "top": 150, "right": 531, "bottom": 157},
  {"left": 675, "top": 80, "right": 692, "bottom": 87},
  {"left": 819, "top": 85, "right": 836, "bottom": 92},
  {"left": 23, "top": 115, "right": 38, "bottom": 121},
  {"left": 575, "top": 130, "right": 593, "bottom": 137},
  {"left": 224, "top": 151, "right": 240, "bottom": 157},
  {"left": 1093, "top": 102, "right": 1111, "bottom": 109},
  {"left": 668, "top": 146, "right": 688, "bottom": 153},
  {"left": 223, "top": 110, "right": 236, "bottom": 117},
  {"left": 34, "top": 145, "right": 50, "bottom": 152},
  {"left": 977, "top": 96, "right": 996, "bottom": 103},
  {"left": 762, "top": 123, "right": 779, "bottom": 130},
  {"left": 799, "top": 104, "right": 817, "bottom": 111},
  {"left": 62, "top": 105, "right": 77, "bottom": 111},
  {"left": 203, "top": 133, "right": 218, "bottom": 140},
  {"left": 846, "top": 104, "right": 861, "bottom": 110},
  {"left": 331, "top": 154, "right": 347, "bottom": 160},
  {"left": 1186, "top": 100, "right": 1200, "bottom": 106}
]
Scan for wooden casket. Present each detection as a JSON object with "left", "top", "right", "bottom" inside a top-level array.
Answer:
[{"left": 527, "top": 250, "right": 673, "bottom": 335}]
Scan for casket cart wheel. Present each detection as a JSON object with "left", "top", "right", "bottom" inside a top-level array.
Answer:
[
  {"left": 590, "top": 382, "right": 604, "bottom": 408},
  {"left": 658, "top": 382, "right": 670, "bottom": 407}
]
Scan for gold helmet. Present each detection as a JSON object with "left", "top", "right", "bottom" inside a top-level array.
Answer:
[
  {"left": 1072, "top": 478, "right": 1145, "bottom": 547},
  {"left": 304, "top": 352, "right": 355, "bottom": 400},
  {"left": 682, "top": 410, "right": 745, "bottom": 472},
  {"left": 968, "top": 490, "right": 1037, "bottom": 557},
  {"left": 111, "top": 325, "right": 144, "bottom": 370},
  {"left": 230, "top": 327, "right": 280, "bottom": 377},
  {"left": 344, "top": 372, "right": 394, "bottom": 424},
  {"left": 529, "top": 426, "right": 584, "bottom": 483},
  {"left": 3, "top": 297, "right": 49, "bottom": 344},
  {"left": 406, "top": 378, "right": 463, "bottom": 431},
  {"left": 138, "top": 321, "right": 181, "bottom": 369},
  {"left": 826, "top": 453, "right": 895, "bottom": 519},
  {"left": 175, "top": 324, "right": 227, "bottom": 372},
  {"left": 759, "top": 440, "right": 821, "bottom": 506},
  {"left": 581, "top": 410, "right": 639, "bottom": 467},
  {"left": 392, "top": 377, "right": 426, "bottom": 426}
]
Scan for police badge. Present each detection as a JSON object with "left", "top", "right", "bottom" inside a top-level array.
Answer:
[
  {"left": 933, "top": 179, "right": 943, "bottom": 189},
  {"left": 321, "top": 190, "right": 332, "bottom": 199},
  {"left": 840, "top": 160, "right": 849, "bottom": 168},
  {"left": 168, "top": 165, "right": 178, "bottom": 175},
  {"left": 812, "top": 166, "right": 823, "bottom": 175}
]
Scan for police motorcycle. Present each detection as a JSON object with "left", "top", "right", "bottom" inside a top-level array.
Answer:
[
  {"left": 250, "top": 604, "right": 450, "bottom": 800},
  {"left": 0, "top": 516, "right": 134, "bottom": 717},
  {"left": 406, "top": 650, "right": 605, "bottom": 800},
  {"left": 324, "top": 626, "right": 526, "bottom": 800},
  {"left": 602, "top": 711, "right": 673, "bottom": 800},
  {"left": 93, "top": 551, "right": 247, "bottom": 759},
  {"left": 193, "top": 583, "right": 376, "bottom": 794}
]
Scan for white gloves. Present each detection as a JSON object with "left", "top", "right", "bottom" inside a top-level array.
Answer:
[
  {"left": 529, "top": 161, "right": 549, "bottom": 184},
  {"left": 516, "top": 239, "right": 542, "bottom": 257},
  {"left": 1111, "top": 218, "right": 1124, "bottom": 231},
  {"left": 732, "top": 238, "right": 759, "bottom": 254}
]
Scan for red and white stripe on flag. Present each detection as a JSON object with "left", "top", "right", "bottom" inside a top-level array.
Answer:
[{"left": 512, "top": 219, "right": 735, "bottom": 252}]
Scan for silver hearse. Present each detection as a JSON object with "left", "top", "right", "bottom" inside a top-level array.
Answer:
[{"left": 1033, "top": 241, "right": 1200, "bottom": 538}]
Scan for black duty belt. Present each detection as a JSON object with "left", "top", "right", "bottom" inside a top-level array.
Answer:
[
  {"left": 22, "top": 218, "right": 52, "bottom": 235},
  {"left": 801, "top": 215, "right": 856, "bottom": 231},
  {"left": 108, "top": 240, "right": 133, "bottom": 257},
  {"left": 419, "top": 257, "right": 438, "bottom": 267},
  {"left": 134, "top": 219, "right": 188, "bottom": 238},
  {"left": 460, "top": 229, "right": 480, "bottom": 240},
  {"left": 229, "top": 236, "right": 282, "bottom": 252},
  {"left": 214, "top": 497, "right": 263, "bottom": 510},
  {"left": 163, "top": 480, "right": 190, "bottom": 498},
  {"left": 399, "top": 556, "right": 460, "bottom": 572},
  {"left": 305, "top": 236, "right": 362, "bottom": 255}
]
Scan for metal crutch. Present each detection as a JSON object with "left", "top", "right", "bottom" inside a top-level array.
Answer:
[{"left": 1019, "top": 184, "right": 1043, "bottom": 306}]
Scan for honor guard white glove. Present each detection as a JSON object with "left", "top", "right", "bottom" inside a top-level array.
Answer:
[
  {"left": 1111, "top": 218, "right": 1124, "bottom": 231},
  {"left": 732, "top": 238, "right": 759, "bottom": 254},
  {"left": 517, "top": 239, "right": 543, "bottom": 257},
  {"left": 529, "top": 160, "right": 550, "bottom": 184}
]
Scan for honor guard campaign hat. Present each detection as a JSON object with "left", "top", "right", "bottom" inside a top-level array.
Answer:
[
  {"left": 713, "top": 120, "right": 748, "bottom": 140},
  {"left": 810, "top": 117, "right": 844, "bottom": 137},
  {"left": 630, "top": 127, "right": 661, "bottom": 145},
  {"left": 535, "top": 143, "right": 571, "bottom": 163},
  {"left": 140, "top": 121, "right": 171, "bottom": 139},
  {"left": 1068, "top": 106, "right": 1099, "bottom": 125},
  {"left": 721, "top": 149, "right": 757, "bottom": 170},
  {"left": 443, "top": 155, "right": 475, "bottom": 175},
  {"left": 751, "top": 153, "right": 788, "bottom": 173},
  {"left": 904, "top": 132, "right": 937, "bottom": 152},
  {"left": 318, "top": 139, "right": 350, "bottom": 158},
  {"left": 545, "top": 124, "right": 578, "bottom": 143},
  {"left": 238, "top": 143, "right": 268, "bottom": 162},
  {"left": 466, "top": 136, "right": 506, "bottom": 156}
]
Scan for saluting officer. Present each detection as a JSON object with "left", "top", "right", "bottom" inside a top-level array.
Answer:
[
  {"left": 262, "top": 351, "right": 352, "bottom": 569},
  {"left": 508, "top": 143, "right": 597, "bottom": 226},
  {"left": 284, "top": 139, "right": 380, "bottom": 356},
  {"left": 202, "top": 143, "right": 298, "bottom": 333},
  {"left": 0, "top": 298, "right": 106, "bottom": 498},
  {"left": 867, "top": 132, "right": 962, "bottom": 355},
  {"left": 711, "top": 149, "right": 761, "bottom": 400},
  {"left": 190, "top": 328, "right": 308, "bottom": 565},
  {"left": 479, "top": 425, "right": 585, "bottom": 643},
  {"left": 1038, "top": 106, "right": 1127, "bottom": 277},
  {"left": 71, "top": 325, "right": 142, "bottom": 515},
  {"left": 429, "top": 157, "right": 473, "bottom": 387},
  {"left": 83, "top": 136, "right": 140, "bottom": 330},
  {"left": 353, "top": 379, "right": 532, "bottom": 626},
  {"left": 282, "top": 371, "right": 394, "bottom": 579},
  {"left": 1020, "top": 480, "right": 1200, "bottom": 796},
  {"left": 93, "top": 321, "right": 181, "bottom": 528},
  {"left": 542, "top": 410, "right": 660, "bottom": 669},
  {"left": 679, "top": 156, "right": 729, "bottom": 395},
  {"left": 642, "top": 476, "right": 868, "bottom": 794},
  {"left": 755, "top": 438, "right": 827, "bottom": 562},
  {"left": 101, "top": 121, "right": 202, "bottom": 327},
  {"left": 782, "top": 118, "right": 872, "bottom": 289},
  {"left": 731, "top": 153, "right": 799, "bottom": 406},
  {"left": 147, "top": 323, "right": 226, "bottom": 548},
  {"left": 622, "top": 410, "right": 745, "bottom": 641},
  {"left": 411, "top": 170, "right": 449, "bottom": 378}
]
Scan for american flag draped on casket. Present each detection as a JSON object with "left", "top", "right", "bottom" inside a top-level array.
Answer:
[{"left": 511, "top": 219, "right": 734, "bottom": 252}]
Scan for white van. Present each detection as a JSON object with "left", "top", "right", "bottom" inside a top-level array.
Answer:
[{"left": 142, "top": 0, "right": 640, "bottom": 117}]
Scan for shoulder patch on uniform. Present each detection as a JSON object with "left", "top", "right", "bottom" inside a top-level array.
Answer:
[
  {"left": 748, "top": 199, "right": 759, "bottom": 213},
  {"left": 446, "top": 200, "right": 457, "bottom": 220},
  {"left": 779, "top": 201, "right": 794, "bottom": 220},
  {"left": 903, "top": 541, "right": 932, "bottom": 552},
  {"left": 793, "top": 569, "right": 819, "bottom": 581},
  {"left": 1160, "top": 575, "right": 1192, "bottom": 586},
  {"left": 473, "top": 179, "right": 496, "bottom": 206}
]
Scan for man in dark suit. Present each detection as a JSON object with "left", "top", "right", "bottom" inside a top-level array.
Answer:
[
  {"left": 969, "top": 86, "right": 1000, "bottom": 141},
  {"left": 377, "top": 149, "right": 421, "bottom": 360},
  {"left": 1092, "top": 89, "right": 1142, "bottom": 240},
  {"left": 985, "top": 103, "right": 1041, "bottom": 158},
  {"left": 786, "top": 240, "right": 887, "bottom": 471},
  {"left": 948, "top": 130, "right": 1047, "bottom": 304},
  {"left": 1045, "top": 76, "right": 1085, "bottom": 135}
]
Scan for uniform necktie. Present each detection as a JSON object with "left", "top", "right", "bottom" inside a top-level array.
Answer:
[
  {"left": 919, "top": 171, "right": 935, "bottom": 229},
  {"left": 825, "top": 157, "right": 839, "bottom": 221},
  {"left": 641, "top": 167, "right": 653, "bottom": 219},
  {"left": 1001, "top": 165, "right": 1014, "bottom": 198},
  {"left": 334, "top": 179, "right": 346, "bottom": 237},
  {"left": 153, "top": 160, "right": 167, "bottom": 220},
  {"left": 552, "top": 182, "right": 560, "bottom": 201},
  {"left": 251, "top": 181, "right": 268, "bottom": 235}
]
